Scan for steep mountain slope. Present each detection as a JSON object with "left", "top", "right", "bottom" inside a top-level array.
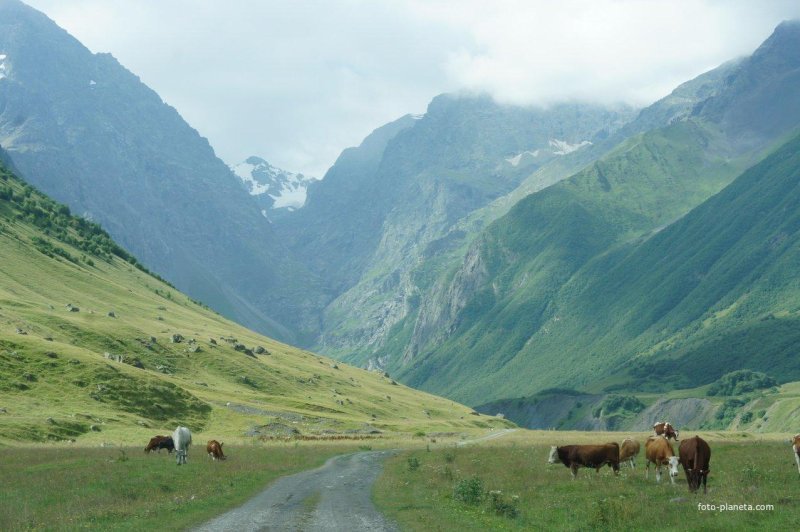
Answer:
[
  {"left": 0, "top": 0, "right": 322, "bottom": 343},
  {"left": 276, "top": 96, "right": 634, "bottom": 360},
  {"left": 550, "top": 129, "right": 800, "bottom": 393},
  {"left": 394, "top": 21, "right": 800, "bottom": 404},
  {"left": 0, "top": 158, "right": 505, "bottom": 444},
  {"left": 231, "top": 156, "right": 318, "bottom": 218}
]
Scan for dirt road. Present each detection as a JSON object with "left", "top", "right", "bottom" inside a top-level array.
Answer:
[{"left": 195, "top": 450, "right": 399, "bottom": 532}]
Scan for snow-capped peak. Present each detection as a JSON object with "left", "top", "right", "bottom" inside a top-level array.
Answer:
[{"left": 231, "top": 156, "right": 318, "bottom": 211}]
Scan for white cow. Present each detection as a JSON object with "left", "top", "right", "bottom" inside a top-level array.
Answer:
[
  {"left": 793, "top": 434, "right": 800, "bottom": 475},
  {"left": 174, "top": 426, "right": 192, "bottom": 465}
]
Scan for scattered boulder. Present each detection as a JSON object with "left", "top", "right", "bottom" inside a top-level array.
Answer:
[
  {"left": 90, "top": 424, "right": 101, "bottom": 432},
  {"left": 171, "top": 334, "right": 184, "bottom": 343},
  {"left": 107, "top": 311, "right": 116, "bottom": 318},
  {"left": 15, "top": 327, "right": 27, "bottom": 335},
  {"left": 254, "top": 345, "right": 266, "bottom": 354},
  {"left": 65, "top": 304, "right": 80, "bottom": 313},
  {"left": 331, "top": 363, "right": 339, "bottom": 370},
  {"left": 209, "top": 338, "right": 217, "bottom": 345},
  {"left": 0, "top": 407, "right": 7, "bottom": 414},
  {"left": 149, "top": 336, "right": 157, "bottom": 344},
  {"left": 45, "top": 352, "right": 58, "bottom": 359},
  {"left": 23, "top": 372, "right": 37, "bottom": 382}
]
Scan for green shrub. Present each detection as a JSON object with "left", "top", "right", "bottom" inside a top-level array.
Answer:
[
  {"left": 407, "top": 457, "right": 420, "bottom": 471},
  {"left": 453, "top": 476, "right": 484, "bottom": 505},
  {"left": 706, "top": 370, "right": 777, "bottom": 396}
]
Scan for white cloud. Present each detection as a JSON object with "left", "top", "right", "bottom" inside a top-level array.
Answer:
[{"left": 23, "top": 1, "right": 800, "bottom": 176}]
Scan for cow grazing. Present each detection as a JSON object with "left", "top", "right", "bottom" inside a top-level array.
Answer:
[
  {"left": 653, "top": 421, "right": 679, "bottom": 441},
  {"left": 173, "top": 426, "right": 192, "bottom": 465},
  {"left": 207, "top": 439, "right": 226, "bottom": 461},
  {"left": 620, "top": 438, "right": 640, "bottom": 469},
  {"left": 678, "top": 436, "right": 711, "bottom": 494},
  {"left": 645, "top": 436, "right": 679, "bottom": 484},
  {"left": 792, "top": 434, "right": 800, "bottom": 475},
  {"left": 548, "top": 443, "right": 620, "bottom": 479},
  {"left": 144, "top": 435, "right": 174, "bottom": 454}
]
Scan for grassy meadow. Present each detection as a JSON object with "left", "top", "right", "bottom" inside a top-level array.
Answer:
[
  {"left": 374, "top": 431, "right": 800, "bottom": 531},
  {"left": 0, "top": 442, "right": 354, "bottom": 530}
]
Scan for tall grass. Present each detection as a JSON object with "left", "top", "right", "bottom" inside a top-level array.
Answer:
[
  {"left": 0, "top": 443, "right": 349, "bottom": 530},
  {"left": 374, "top": 440, "right": 800, "bottom": 530}
]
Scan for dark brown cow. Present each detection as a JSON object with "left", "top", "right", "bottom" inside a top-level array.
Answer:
[
  {"left": 679, "top": 436, "right": 711, "bottom": 493},
  {"left": 653, "top": 421, "right": 679, "bottom": 441},
  {"left": 548, "top": 443, "right": 620, "bottom": 479},
  {"left": 645, "top": 436, "right": 679, "bottom": 484},
  {"left": 207, "top": 439, "right": 226, "bottom": 461},
  {"left": 620, "top": 438, "right": 640, "bottom": 469},
  {"left": 145, "top": 435, "right": 174, "bottom": 454}
]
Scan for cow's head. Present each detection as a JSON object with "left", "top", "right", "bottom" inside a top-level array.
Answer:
[
  {"left": 547, "top": 446, "right": 559, "bottom": 464},
  {"left": 668, "top": 456, "right": 680, "bottom": 482},
  {"left": 664, "top": 423, "right": 679, "bottom": 440}
]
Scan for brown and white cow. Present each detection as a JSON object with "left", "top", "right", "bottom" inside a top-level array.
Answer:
[
  {"left": 144, "top": 435, "right": 174, "bottom": 454},
  {"left": 678, "top": 436, "right": 711, "bottom": 493},
  {"left": 207, "top": 439, "right": 226, "bottom": 461},
  {"left": 792, "top": 434, "right": 800, "bottom": 475},
  {"left": 653, "top": 421, "right": 679, "bottom": 441},
  {"left": 620, "top": 438, "right": 640, "bottom": 469},
  {"left": 548, "top": 443, "right": 620, "bottom": 479},
  {"left": 645, "top": 436, "right": 679, "bottom": 484}
]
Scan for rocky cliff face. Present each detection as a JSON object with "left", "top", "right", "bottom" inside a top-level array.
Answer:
[{"left": 279, "top": 94, "right": 635, "bottom": 365}]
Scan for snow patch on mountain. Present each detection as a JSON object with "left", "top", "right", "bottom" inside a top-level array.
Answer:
[
  {"left": 548, "top": 139, "right": 592, "bottom": 155},
  {"left": 0, "top": 54, "right": 8, "bottom": 80},
  {"left": 231, "top": 156, "right": 318, "bottom": 210},
  {"left": 506, "top": 150, "right": 540, "bottom": 166}
]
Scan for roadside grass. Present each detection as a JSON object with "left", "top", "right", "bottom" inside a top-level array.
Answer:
[
  {"left": 0, "top": 443, "right": 350, "bottom": 531},
  {"left": 374, "top": 436, "right": 800, "bottom": 531}
]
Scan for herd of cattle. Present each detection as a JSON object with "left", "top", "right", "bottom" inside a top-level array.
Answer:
[
  {"left": 144, "top": 426, "right": 225, "bottom": 464},
  {"left": 548, "top": 421, "right": 711, "bottom": 493},
  {"left": 142, "top": 421, "right": 800, "bottom": 491}
]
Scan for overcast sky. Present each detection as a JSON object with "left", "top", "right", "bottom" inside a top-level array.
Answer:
[{"left": 24, "top": 0, "right": 800, "bottom": 177}]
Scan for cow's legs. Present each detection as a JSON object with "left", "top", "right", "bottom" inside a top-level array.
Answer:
[
  {"left": 794, "top": 447, "right": 800, "bottom": 475},
  {"left": 570, "top": 464, "right": 578, "bottom": 480},
  {"left": 655, "top": 464, "right": 662, "bottom": 483}
]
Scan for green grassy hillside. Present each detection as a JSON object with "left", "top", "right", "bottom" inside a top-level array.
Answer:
[
  {"left": 527, "top": 128, "right": 800, "bottom": 394},
  {"left": 398, "top": 119, "right": 753, "bottom": 403},
  {"left": 0, "top": 162, "right": 509, "bottom": 445}
]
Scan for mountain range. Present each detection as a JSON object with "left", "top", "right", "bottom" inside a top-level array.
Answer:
[{"left": 2, "top": 0, "right": 800, "bottom": 431}]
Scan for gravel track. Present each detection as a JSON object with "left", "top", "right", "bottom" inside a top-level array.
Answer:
[{"left": 195, "top": 451, "right": 399, "bottom": 532}]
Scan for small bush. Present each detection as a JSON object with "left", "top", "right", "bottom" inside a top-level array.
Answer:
[
  {"left": 407, "top": 457, "right": 420, "bottom": 471},
  {"left": 453, "top": 476, "right": 484, "bottom": 505},
  {"left": 488, "top": 490, "right": 519, "bottom": 519},
  {"left": 444, "top": 449, "right": 456, "bottom": 463}
]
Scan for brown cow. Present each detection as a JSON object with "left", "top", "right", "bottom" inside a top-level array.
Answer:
[
  {"left": 645, "top": 436, "right": 679, "bottom": 484},
  {"left": 548, "top": 443, "right": 620, "bottom": 479},
  {"left": 620, "top": 438, "right": 640, "bottom": 469},
  {"left": 793, "top": 434, "right": 800, "bottom": 475},
  {"left": 207, "top": 439, "right": 225, "bottom": 461},
  {"left": 678, "top": 436, "right": 711, "bottom": 493},
  {"left": 653, "top": 421, "right": 679, "bottom": 441},
  {"left": 145, "top": 435, "right": 174, "bottom": 454}
]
